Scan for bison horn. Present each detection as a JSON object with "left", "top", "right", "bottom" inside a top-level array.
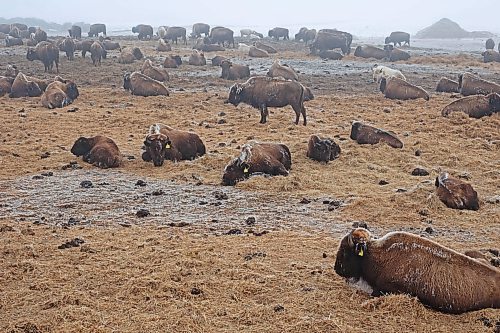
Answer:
[{"left": 236, "top": 85, "right": 243, "bottom": 95}]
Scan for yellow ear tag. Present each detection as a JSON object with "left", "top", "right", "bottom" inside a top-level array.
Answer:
[
  {"left": 165, "top": 143, "right": 171, "bottom": 149},
  {"left": 243, "top": 167, "right": 249, "bottom": 173},
  {"left": 358, "top": 249, "right": 364, "bottom": 257}
]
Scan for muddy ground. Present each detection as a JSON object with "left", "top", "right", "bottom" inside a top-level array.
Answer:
[{"left": 0, "top": 36, "right": 499, "bottom": 332}]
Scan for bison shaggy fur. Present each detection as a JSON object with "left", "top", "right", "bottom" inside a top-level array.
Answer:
[{"left": 71, "top": 136, "right": 121, "bottom": 168}]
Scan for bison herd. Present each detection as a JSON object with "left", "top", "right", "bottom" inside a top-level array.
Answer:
[{"left": 1, "top": 20, "right": 499, "bottom": 316}]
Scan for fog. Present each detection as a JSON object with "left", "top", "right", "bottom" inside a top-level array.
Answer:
[{"left": 2, "top": 0, "right": 499, "bottom": 36}]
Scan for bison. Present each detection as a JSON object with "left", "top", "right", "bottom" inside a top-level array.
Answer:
[
  {"left": 350, "top": 121, "right": 403, "bottom": 149},
  {"left": 482, "top": 50, "right": 500, "bottom": 63},
  {"left": 71, "top": 136, "right": 121, "bottom": 168},
  {"left": 123, "top": 72, "right": 169, "bottom": 97},
  {"left": 222, "top": 142, "right": 292, "bottom": 186},
  {"left": 192, "top": 23, "right": 210, "bottom": 38},
  {"left": 165, "top": 26, "right": 187, "bottom": 45},
  {"left": 384, "top": 31, "right": 410, "bottom": 46},
  {"left": 372, "top": 65, "right": 406, "bottom": 83},
  {"left": 163, "top": 55, "right": 182, "bottom": 68},
  {"left": 226, "top": 76, "right": 309, "bottom": 125},
  {"left": 384, "top": 44, "right": 411, "bottom": 61},
  {"left": 61, "top": 37, "right": 76, "bottom": 60},
  {"left": 441, "top": 92, "right": 500, "bottom": 118},
  {"left": 436, "top": 77, "right": 460, "bottom": 93},
  {"left": 188, "top": 50, "right": 206, "bottom": 66},
  {"left": 26, "top": 41, "right": 59, "bottom": 73},
  {"left": 68, "top": 25, "right": 81, "bottom": 39},
  {"left": 380, "top": 77, "right": 429, "bottom": 101},
  {"left": 142, "top": 123, "right": 205, "bottom": 166},
  {"left": 458, "top": 72, "right": 500, "bottom": 96},
  {"left": 310, "top": 30, "right": 349, "bottom": 55},
  {"left": 268, "top": 27, "right": 289, "bottom": 40},
  {"left": 9, "top": 72, "right": 43, "bottom": 98},
  {"left": 435, "top": 172, "right": 479, "bottom": 210},
  {"left": 33, "top": 27, "right": 47, "bottom": 44},
  {"left": 240, "top": 29, "right": 263, "bottom": 38},
  {"left": 334, "top": 227, "right": 499, "bottom": 314},
  {"left": 5, "top": 36, "right": 23, "bottom": 47},
  {"left": 41, "top": 78, "right": 79, "bottom": 109},
  {"left": 132, "top": 24, "right": 154, "bottom": 40},
  {"left": 354, "top": 45, "right": 387, "bottom": 60},
  {"left": 0, "top": 76, "right": 14, "bottom": 97},
  {"left": 318, "top": 50, "right": 343, "bottom": 60},
  {"left": 220, "top": 60, "right": 250, "bottom": 80},
  {"left": 267, "top": 60, "right": 298, "bottom": 81},
  {"left": 141, "top": 59, "right": 169, "bottom": 82},
  {"left": 306, "top": 134, "right": 341, "bottom": 163},
  {"left": 118, "top": 47, "right": 143, "bottom": 64},
  {"left": 254, "top": 41, "right": 277, "bottom": 54},
  {"left": 485, "top": 38, "right": 495, "bottom": 50},
  {"left": 157, "top": 39, "right": 171, "bottom": 52},
  {"left": 90, "top": 41, "right": 103, "bottom": 66},
  {"left": 248, "top": 46, "right": 269, "bottom": 58},
  {"left": 295, "top": 27, "right": 316, "bottom": 45},
  {"left": 88, "top": 23, "right": 106, "bottom": 37},
  {"left": 209, "top": 27, "right": 234, "bottom": 48}
]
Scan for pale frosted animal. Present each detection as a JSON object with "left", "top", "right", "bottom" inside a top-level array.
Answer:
[{"left": 372, "top": 65, "right": 406, "bottom": 83}]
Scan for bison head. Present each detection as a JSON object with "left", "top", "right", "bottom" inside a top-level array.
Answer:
[
  {"left": 334, "top": 228, "right": 371, "bottom": 279},
  {"left": 222, "top": 158, "right": 250, "bottom": 186},
  {"left": 66, "top": 82, "right": 79, "bottom": 101},
  {"left": 379, "top": 77, "right": 387, "bottom": 93},
  {"left": 132, "top": 47, "right": 143, "bottom": 60},
  {"left": 132, "top": 26, "right": 138, "bottom": 33},
  {"left": 488, "top": 92, "right": 500, "bottom": 111},
  {"left": 123, "top": 73, "right": 132, "bottom": 91},
  {"left": 26, "top": 81, "right": 42, "bottom": 97},
  {"left": 350, "top": 121, "right": 363, "bottom": 141},
  {"left": 71, "top": 137, "right": 92, "bottom": 157},
  {"left": 143, "top": 134, "right": 171, "bottom": 167},
  {"left": 26, "top": 48, "right": 37, "bottom": 61},
  {"left": 384, "top": 37, "right": 391, "bottom": 45},
  {"left": 309, "top": 136, "right": 333, "bottom": 162},
  {"left": 226, "top": 83, "right": 243, "bottom": 105}
]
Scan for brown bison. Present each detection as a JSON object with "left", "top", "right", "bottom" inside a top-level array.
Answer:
[
  {"left": 132, "top": 24, "right": 154, "bottom": 40},
  {"left": 209, "top": 27, "right": 234, "bottom": 48},
  {"left": 486, "top": 38, "right": 495, "bottom": 50},
  {"left": 90, "top": 41, "right": 103, "bottom": 66},
  {"left": 141, "top": 59, "right": 169, "bottom": 82},
  {"left": 380, "top": 77, "right": 429, "bottom": 101},
  {"left": 226, "top": 76, "right": 309, "bottom": 125},
  {"left": 267, "top": 60, "right": 298, "bottom": 81},
  {"left": 384, "top": 31, "right": 410, "bottom": 46},
  {"left": 254, "top": 41, "right": 277, "bottom": 54},
  {"left": 88, "top": 23, "right": 106, "bottom": 37},
  {"left": 33, "top": 27, "right": 47, "bottom": 43},
  {"left": 441, "top": 92, "right": 500, "bottom": 118},
  {"left": 191, "top": 23, "right": 210, "bottom": 38},
  {"left": 76, "top": 40, "right": 92, "bottom": 58},
  {"left": 220, "top": 60, "right": 250, "bottom": 80},
  {"left": 350, "top": 121, "right": 403, "bottom": 148},
  {"left": 165, "top": 26, "right": 187, "bottom": 45},
  {"left": 0, "top": 76, "right": 14, "bottom": 97},
  {"left": 68, "top": 25, "right": 81, "bottom": 39},
  {"left": 354, "top": 45, "right": 387, "bottom": 60},
  {"left": 334, "top": 227, "right": 499, "bottom": 314},
  {"left": 268, "top": 27, "right": 289, "bottom": 40},
  {"left": 41, "top": 78, "right": 79, "bottom": 109},
  {"left": 163, "top": 55, "right": 182, "bottom": 68},
  {"left": 71, "top": 136, "right": 121, "bottom": 168},
  {"left": 142, "top": 123, "right": 206, "bottom": 166},
  {"left": 123, "top": 72, "right": 169, "bottom": 97},
  {"left": 306, "top": 135, "right": 341, "bottom": 163},
  {"left": 436, "top": 77, "right": 460, "bottom": 93},
  {"left": 9, "top": 72, "right": 43, "bottom": 98},
  {"left": 458, "top": 72, "right": 500, "bottom": 96},
  {"left": 61, "top": 37, "right": 76, "bottom": 60},
  {"left": 482, "top": 50, "right": 500, "bottom": 63},
  {"left": 188, "top": 50, "right": 206, "bottom": 66},
  {"left": 435, "top": 172, "right": 479, "bottom": 210},
  {"left": 310, "top": 30, "right": 349, "bottom": 55},
  {"left": 222, "top": 142, "right": 292, "bottom": 186},
  {"left": 26, "top": 41, "right": 59, "bottom": 73}
]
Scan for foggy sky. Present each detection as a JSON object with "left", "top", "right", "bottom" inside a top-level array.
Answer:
[{"left": 2, "top": 0, "right": 499, "bottom": 36}]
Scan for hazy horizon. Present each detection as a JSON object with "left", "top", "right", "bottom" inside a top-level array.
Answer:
[{"left": 1, "top": 0, "right": 499, "bottom": 36}]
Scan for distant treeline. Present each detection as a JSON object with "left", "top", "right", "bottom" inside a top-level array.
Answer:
[{"left": 0, "top": 17, "right": 90, "bottom": 32}]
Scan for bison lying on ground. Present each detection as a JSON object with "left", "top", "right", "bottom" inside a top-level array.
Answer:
[
  {"left": 334, "top": 227, "right": 499, "bottom": 314},
  {"left": 226, "top": 76, "right": 309, "bottom": 125},
  {"left": 141, "top": 59, "right": 169, "bottom": 82},
  {"left": 211, "top": 55, "right": 228, "bottom": 66},
  {"left": 306, "top": 135, "right": 341, "bottom": 163},
  {"left": 9, "top": 72, "right": 43, "bottom": 98},
  {"left": 458, "top": 72, "right": 500, "bottom": 96},
  {"left": 240, "top": 29, "right": 263, "bottom": 38},
  {"left": 5, "top": 36, "right": 23, "bottom": 46},
  {"left": 380, "top": 77, "right": 429, "bottom": 100},
  {"left": 142, "top": 123, "right": 205, "bottom": 166},
  {"left": 118, "top": 47, "right": 143, "bottom": 64},
  {"left": 435, "top": 172, "right": 479, "bottom": 210},
  {"left": 318, "top": 50, "right": 343, "bottom": 60},
  {"left": 441, "top": 92, "right": 500, "bottom": 118},
  {"left": 254, "top": 41, "right": 277, "bottom": 54},
  {"left": 163, "top": 55, "right": 182, "bottom": 68},
  {"left": 482, "top": 50, "right": 500, "bottom": 63},
  {"left": 26, "top": 41, "right": 59, "bottom": 73},
  {"left": 350, "top": 121, "right": 403, "bottom": 148},
  {"left": 267, "top": 60, "right": 298, "bottom": 81},
  {"left": 436, "top": 77, "right": 460, "bottom": 93},
  {"left": 123, "top": 72, "right": 169, "bottom": 97},
  {"left": 41, "top": 78, "right": 79, "bottom": 109},
  {"left": 354, "top": 45, "right": 386, "bottom": 60},
  {"left": 71, "top": 136, "right": 121, "bottom": 168},
  {"left": 222, "top": 141, "right": 291, "bottom": 186},
  {"left": 157, "top": 39, "right": 171, "bottom": 52},
  {"left": 384, "top": 44, "right": 411, "bottom": 61},
  {"left": 0, "top": 76, "right": 14, "bottom": 97},
  {"left": 188, "top": 50, "right": 206, "bottom": 66},
  {"left": 248, "top": 46, "right": 269, "bottom": 58},
  {"left": 220, "top": 60, "right": 250, "bottom": 80}
]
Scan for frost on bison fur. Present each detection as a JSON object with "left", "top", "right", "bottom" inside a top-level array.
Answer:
[
  {"left": 372, "top": 65, "right": 406, "bottom": 83},
  {"left": 379, "top": 77, "right": 429, "bottom": 101}
]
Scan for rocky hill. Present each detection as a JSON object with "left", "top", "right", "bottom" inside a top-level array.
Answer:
[
  {"left": 0, "top": 17, "right": 90, "bottom": 34},
  {"left": 415, "top": 18, "right": 495, "bottom": 39}
]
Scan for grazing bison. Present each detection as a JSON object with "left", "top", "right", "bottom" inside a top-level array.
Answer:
[
  {"left": 435, "top": 173, "right": 479, "bottom": 210},
  {"left": 310, "top": 30, "right": 349, "bottom": 55},
  {"left": 132, "top": 24, "right": 154, "bottom": 40},
  {"left": 5, "top": 36, "right": 23, "bottom": 46},
  {"left": 295, "top": 27, "right": 316, "bottom": 45},
  {"left": 68, "top": 25, "right": 81, "bottom": 39},
  {"left": 141, "top": 59, "right": 169, "bottom": 82},
  {"left": 157, "top": 38, "right": 171, "bottom": 52},
  {"left": 165, "top": 26, "right": 187, "bottom": 45},
  {"left": 380, "top": 77, "right": 429, "bottom": 101},
  {"left": 61, "top": 37, "right": 76, "bottom": 60},
  {"left": 90, "top": 41, "right": 103, "bottom": 66},
  {"left": 334, "top": 227, "right": 499, "bottom": 314},
  {"left": 88, "top": 23, "right": 106, "bottom": 37},
  {"left": 123, "top": 72, "right": 169, "bottom": 97},
  {"left": 71, "top": 136, "right": 121, "bottom": 168},
  {"left": 226, "top": 76, "right": 309, "bottom": 125},
  {"left": 142, "top": 123, "right": 205, "bottom": 166},
  {"left": 268, "top": 27, "right": 289, "bottom": 40},
  {"left": 485, "top": 38, "right": 495, "bottom": 50},
  {"left": 354, "top": 45, "right": 387, "bottom": 60},
  {"left": 41, "top": 78, "right": 79, "bottom": 109},
  {"left": 267, "top": 60, "right": 298, "bottom": 81},
  {"left": 436, "top": 77, "right": 460, "bottom": 93},
  {"left": 222, "top": 142, "right": 292, "bottom": 186},
  {"left": 350, "top": 121, "right": 403, "bottom": 148},
  {"left": 163, "top": 55, "right": 182, "bottom": 68},
  {"left": 249, "top": 46, "right": 269, "bottom": 58},
  {"left": 441, "top": 92, "right": 500, "bottom": 118},
  {"left": 240, "top": 29, "right": 263, "bottom": 38},
  {"left": 26, "top": 41, "right": 59, "bottom": 73},
  {"left": 209, "top": 27, "right": 235, "bottom": 48},
  {"left": 254, "top": 41, "right": 277, "bottom": 54},
  {"left": 482, "top": 50, "right": 500, "bottom": 63},
  {"left": 0, "top": 76, "right": 14, "bottom": 97},
  {"left": 220, "top": 60, "right": 250, "bottom": 80},
  {"left": 307, "top": 134, "right": 341, "bottom": 163},
  {"left": 9, "top": 72, "right": 43, "bottom": 98},
  {"left": 372, "top": 65, "right": 406, "bottom": 83},
  {"left": 192, "top": 23, "right": 210, "bottom": 38},
  {"left": 458, "top": 72, "right": 500, "bottom": 96},
  {"left": 188, "top": 50, "right": 206, "bottom": 66},
  {"left": 384, "top": 31, "right": 410, "bottom": 46},
  {"left": 33, "top": 27, "right": 47, "bottom": 43}
]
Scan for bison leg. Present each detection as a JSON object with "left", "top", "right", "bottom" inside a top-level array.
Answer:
[
  {"left": 273, "top": 164, "right": 289, "bottom": 176},
  {"left": 259, "top": 104, "right": 268, "bottom": 124},
  {"left": 141, "top": 151, "right": 152, "bottom": 162}
]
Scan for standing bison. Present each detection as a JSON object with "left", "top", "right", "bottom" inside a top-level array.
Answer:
[
  {"left": 132, "top": 24, "right": 154, "bottom": 40},
  {"left": 68, "top": 25, "right": 82, "bottom": 39},
  {"left": 165, "top": 27, "right": 187, "bottom": 45},
  {"left": 209, "top": 27, "right": 234, "bottom": 48},
  {"left": 26, "top": 41, "right": 59, "bottom": 73},
  {"left": 226, "top": 76, "right": 309, "bottom": 125},
  {"left": 310, "top": 30, "right": 349, "bottom": 55},
  {"left": 88, "top": 23, "right": 106, "bottom": 37},
  {"left": 268, "top": 27, "right": 289, "bottom": 40},
  {"left": 191, "top": 23, "right": 210, "bottom": 38},
  {"left": 385, "top": 31, "right": 410, "bottom": 46}
]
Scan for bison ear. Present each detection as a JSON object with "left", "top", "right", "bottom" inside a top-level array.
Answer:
[
  {"left": 144, "top": 138, "right": 151, "bottom": 146},
  {"left": 235, "top": 84, "right": 243, "bottom": 95},
  {"left": 241, "top": 162, "right": 250, "bottom": 174},
  {"left": 165, "top": 139, "right": 172, "bottom": 149}
]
